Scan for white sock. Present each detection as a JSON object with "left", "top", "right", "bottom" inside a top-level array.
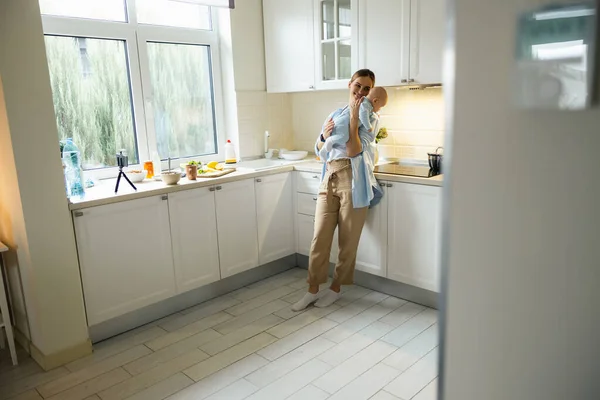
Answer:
[
  {"left": 315, "top": 289, "right": 341, "bottom": 308},
  {"left": 291, "top": 292, "right": 319, "bottom": 312}
]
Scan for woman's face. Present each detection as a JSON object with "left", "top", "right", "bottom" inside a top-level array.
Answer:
[{"left": 348, "top": 76, "right": 373, "bottom": 100}]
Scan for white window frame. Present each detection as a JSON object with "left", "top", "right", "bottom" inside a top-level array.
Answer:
[{"left": 41, "top": 0, "right": 226, "bottom": 180}]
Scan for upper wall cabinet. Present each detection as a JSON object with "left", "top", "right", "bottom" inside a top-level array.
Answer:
[
  {"left": 263, "top": 0, "right": 316, "bottom": 93},
  {"left": 359, "top": 0, "right": 445, "bottom": 86},
  {"left": 313, "top": 0, "right": 359, "bottom": 90},
  {"left": 263, "top": 0, "right": 444, "bottom": 92}
]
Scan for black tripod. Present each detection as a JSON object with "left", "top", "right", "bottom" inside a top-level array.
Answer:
[{"left": 114, "top": 151, "right": 137, "bottom": 194}]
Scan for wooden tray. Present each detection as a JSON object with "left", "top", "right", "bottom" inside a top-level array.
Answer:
[{"left": 198, "top": 168, "right": 236, "bottom": 178}]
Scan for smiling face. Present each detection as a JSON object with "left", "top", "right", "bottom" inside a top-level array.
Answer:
[{"left": 348, "top": 75, "right": 374, "bottom": 101}]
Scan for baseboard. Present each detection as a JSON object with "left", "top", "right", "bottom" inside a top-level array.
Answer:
[
  {"left": 30, "top": 339, "right": 92, "bottom": 371},
  {"left": 13, "top": 327, "right": 30, "bottom": 354},
  {"left": 89, "top": 255, "right": 297, "bottom": 343},
  {"left": 296, "top": 254, "right": 438, "bottom": 309}
]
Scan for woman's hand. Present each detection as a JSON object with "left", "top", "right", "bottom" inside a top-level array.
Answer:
[
  {"left": 349, "top": 96, "right": 364, "bottom": 122},
  {"left": 322, "top": 118, "right": 334, "bottom": 139}
]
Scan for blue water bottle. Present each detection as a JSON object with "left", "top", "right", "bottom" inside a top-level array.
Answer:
[{"left": 61, "top": 138, "right": 85, "bottom": 199}]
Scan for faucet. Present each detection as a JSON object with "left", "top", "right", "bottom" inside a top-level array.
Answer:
[{"left": 264, "top": 131, "right": 270, "bottom": 155}]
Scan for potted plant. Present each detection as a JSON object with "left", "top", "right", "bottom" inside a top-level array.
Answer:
[
  {"left": 374, "top": 126, "right": 388, "bottom": 164},
  {"left": 186, "top": 161, "right": 199, "bottom": 180}
]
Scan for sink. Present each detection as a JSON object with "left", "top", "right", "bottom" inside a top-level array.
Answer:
[{"left": 234, "top": 158, "right": 301, "bottom": 171}]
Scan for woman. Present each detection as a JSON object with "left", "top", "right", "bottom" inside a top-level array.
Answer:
[{"left": 293, "top": 69, "right": 379, "bottom": 311}]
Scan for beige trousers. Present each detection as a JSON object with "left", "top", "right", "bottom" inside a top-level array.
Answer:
[{"left": 307, "top": 159, "right": 368, "bottom": 286}]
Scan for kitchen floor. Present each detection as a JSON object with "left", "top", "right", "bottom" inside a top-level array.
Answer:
[{"left": 0, "top": 268, "right": 439, "bottom": 400}]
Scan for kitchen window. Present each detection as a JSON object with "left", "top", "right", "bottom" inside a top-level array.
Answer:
[{"left": 40, "top": 0, "right": 225, "bottom": 179}]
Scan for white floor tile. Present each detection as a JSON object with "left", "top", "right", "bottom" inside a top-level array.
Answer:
[
  {"left": 334, "top": 287, "right": 373, "bottom": 307},
  {"left": 412, "top": 378, "right": 438, "bottom": 400},
  {"left": 246, "top": 337, "right": 335, "bottom": 388},
  {"left": 146, "top": 312, "right": 232, "bottom": 351},
  {"left": 384, "top": 348, "right": 439, "bottom": 400},
  {"left": 319, "top": 321, "right": 394, "bottom": 366},
  {"left": 327, "top": 292, "right": 389, "bottom": 324},
  {"left": 204, "top": 379, "right": 258, "bottom": 400},
  {"left": 124, "top": 373, "right": 193, "bottom": 400},
  {"left": 125, "top": 329, "right": 221, "bottom": 375},
  {"left": 183, "top": 333, "right": 277, "bottom": 381},
  {"left": 328, "top": 363, "right": 401, "bottom": 400},
  {"left": 37, "top": 346, "right": 152, "bottom": 398},
  {"left": 246, "top": 359, "right": 331, "bottom": 400},
  {"left": 286, "top": 385, "right": 330, "bottom": 400},
  {"left": 166, "top": 354, "right": 268, "bottom": 400},
  {"left": 313, "top": 340, "right": 397, "bottom": 394},
  {"left": 382, "top": 324, "right": 438, "bottom": 372},
  {"left": 322, "top": 303, "right": 396, "bottom": 343},
  {"left": 97, "top": 349, "right": 208, "bottom": 400},
  {"left": 258, "top": 318, "right": 337, "bottom": 361},
  {"left": 267, "top": 304, "right": 340, "bottom": 338},
  {"left": 162, "top": 296, "right": 241, "bottom": 331},
  {"left": 200, "top": 314, "right": 283, "bottom": 356},
  {"left": 369, "top": 391, "right": 401, "bottom": 400},
  {"left": 0, "top": 367, "right": 70, "bottom": 400},
  {"left": 379, "top": 302, "right": 425, "bottom": 328},
  {"left": 45, "top": 368, "right": 130, "bottom": 400},
  {"left": 381, "top": 309, "right": 437, "bottom": 349},
  {"left": 213, "top": 300, "right": 289, "bottom": 335},
  {"left": 226, "top": 286, "right": 296, "bottom": 316}
]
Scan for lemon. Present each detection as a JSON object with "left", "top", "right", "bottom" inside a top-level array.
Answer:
[
  {"left": 215, "top": 163, "right": 224, "bottom": 171},
  {"left": 207, "top": 161, "right": 218, "bottom": 169}
]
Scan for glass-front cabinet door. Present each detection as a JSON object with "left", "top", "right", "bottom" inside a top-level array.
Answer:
[{"left": 315, "top": 0, "right": 358, "bottom": 89}]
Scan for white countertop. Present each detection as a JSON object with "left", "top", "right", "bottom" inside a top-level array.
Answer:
[{"left": 70, "top": 159, "right": 443, "bottom": 211}]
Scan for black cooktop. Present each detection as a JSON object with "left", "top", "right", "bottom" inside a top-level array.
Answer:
[{"left": 374, "top": 163, "right": 441, "bottom": 178}]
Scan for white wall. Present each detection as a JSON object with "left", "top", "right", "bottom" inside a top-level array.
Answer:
[
  {"left": 441, "top": 0, "right": 600, "bottom": 399},
  {"left": 228, "top": 0, "right": 294, "bottom": 159},
  {"left": 290, "top": 87, "right": 445, "bottom": 160},
  {"left": 0, "top": 0, "right": 89, "bottom": 360}
]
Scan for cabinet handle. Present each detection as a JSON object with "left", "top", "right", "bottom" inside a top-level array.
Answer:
[
  {"left": 387, "top": 183, "right": 393, "bottom": 187},
  {"left": 312, "top": 175, "right": 319, "bottom": 179},
  {"left": 256, "top": 178, "right": 262, "bottom": 183},
  {"left": 216, "top": 186, "right": 222, "bottom": 191},
  {"left": 74, "top": 211, "right": 83, "bottom": 217},
  {"left": 309, "top": 85, "right": 315, "bottom": 89},
  {"left": 209, "top": 187, "right": 216, "bottom": 192},
  {"left": 161, "top": 195, "right": 168, "bottom": 201},
  {"left": 401, "top": 79, "right": 408, "bottom": 83},
  {"left": 408, "top": 79, "right": 415, "bottom": 83},
  {"left": 312, "top": 197, "right": 317, "bottom": 201}
]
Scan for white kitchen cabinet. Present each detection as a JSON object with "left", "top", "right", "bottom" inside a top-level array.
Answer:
[
  {"left": 215, "top": 179, "right": 260, "bottom": 278},
  {"left": 356, "top": 181, "right": 389, "bottom": 277},
  {"left": 263, "top": 0, "right": 316, "bottom": 92},
  {"left": 168, "top": 188, "right": 221, "bottom": 294},
  {"left": 255, "top": 172, "right": 295, "bottom": 265},
  {"left": 358, "top": 0, "right": 444, "bottom": 86},
  {"left": 73, "top": 196, "right": 176, "bottom": 325},
  {"left": 314, "top": 0, "right": 359, "bottom": 90},
  {"left": 387, "top": 182, "right": 441, "bottom": 292},
  {"left": 358, "top": 0, "right": 410, "bottom": 87},
  {"left": 409, "top": 0, "right": 445, "bottom": 84},
  {"left": 296, "top": 213, "right": 315, "bottom": 256}
]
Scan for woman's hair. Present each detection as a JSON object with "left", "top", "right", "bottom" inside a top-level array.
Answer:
[{"left": 350, "top": 69, "right": 376, "bottom": 86}]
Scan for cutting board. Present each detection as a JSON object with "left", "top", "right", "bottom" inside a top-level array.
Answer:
[{"left": 198, "top": 168, "right": 236, "bottom": 178}]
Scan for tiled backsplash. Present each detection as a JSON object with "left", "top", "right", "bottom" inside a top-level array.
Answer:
[
  {"left": 235, "top": 87, "right": 444, "bottom": 161},
  {"left": 236, "top": 91, "right": 294, "bottom": 158},
  {"left": 290, "top": 87, "right": 445, "bottom": 161}
]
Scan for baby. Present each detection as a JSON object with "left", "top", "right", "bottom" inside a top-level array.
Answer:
[{"left": 320, "top": 86, "right": 388, "bottom": 160}]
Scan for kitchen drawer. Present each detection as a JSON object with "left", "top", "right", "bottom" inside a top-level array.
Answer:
[
  {"left": 297, "top": 192, "right": 318, "bottom": 216},
  {"left": 296, "top": 171, "right": 321, "bottom": 194}
]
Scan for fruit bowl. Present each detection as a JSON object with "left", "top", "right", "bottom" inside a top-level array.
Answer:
[
  {"left": 161, "top": 171, "right": 181, "bottom": 185},
  {"left": 124, "top": 169, "right": 146, "bottom": 183},
  {"left": 280, "top": 150, "right": 308, "bottom": 161}
]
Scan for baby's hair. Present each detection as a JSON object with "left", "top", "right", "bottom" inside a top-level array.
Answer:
[{"left": 370, "top": 87, "right": 388, "bottom": 104}]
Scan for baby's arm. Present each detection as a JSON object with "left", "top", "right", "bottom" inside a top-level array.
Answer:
[
  {"left": 323, "top": 113, "right": 351, "bottom": 152},
  {"left": 359, "top": 101, "right": 373, "bottom": 132}
]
